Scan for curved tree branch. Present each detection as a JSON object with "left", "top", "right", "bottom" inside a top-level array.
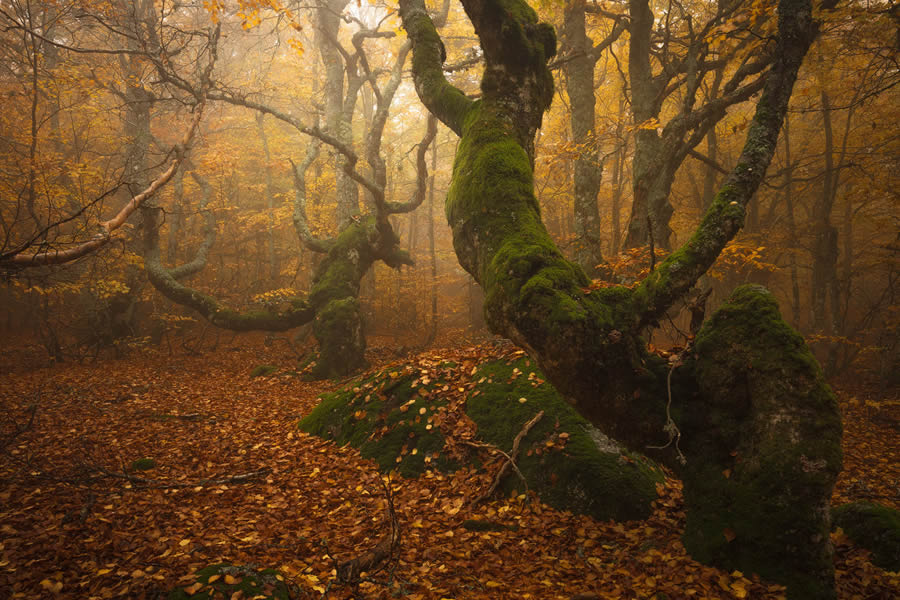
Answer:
[
  {"left": 383, "top": 114, "right": 439, "bottom": 215},
  {"left": 166, "top": 171, "right": 216, "bottom": 281},
  {"left": 398, "top": 0, "right": 474, "bottom": 135},
  {"left": 632, "top": 0, "right": 822, "bottom": 327},
  {"left": 0, "top": 25, "right": 219, "bottom": 269}
]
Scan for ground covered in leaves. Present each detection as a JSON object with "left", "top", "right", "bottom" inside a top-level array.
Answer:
[{"left": 1, "top": 335, "right": 898, "bottom": 599}]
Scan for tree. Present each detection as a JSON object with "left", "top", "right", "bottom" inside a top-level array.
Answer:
[
  {"left": 558, "top": 0, "right": 625, "bottom": 271},
  {"left": 0, "top": 1, "right": 213, "bottom": 270},
  {"left": 399, "top": 0, "right": 841, "bottom": 597},
  {"left": 141, "top": 0, "right": 440, "bottom": 378},
  {"left": 615, "top": 0, "right": 780, "bottom": 249}
]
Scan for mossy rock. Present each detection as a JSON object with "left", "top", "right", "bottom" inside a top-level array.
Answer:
[
  {"left": 167, "top": 563, "right": 294, "bottom": 599},
  {"left": 467, "top": 357, "right": 663, "bottom": 522},
  {"left": 129, "top": 457, "right": 156, "bottom": 471},
  {"left": 250, "top": 364, "right": 279, "bottom": 378},
  {"left": 833, "top": 502, "right": 900, "bottom": 571},
  {"left": 299, "top": 366, "right": 455, "bottom": 478},
  {"left": 300, "top": 355, "right": 663, "bottom": 522}
]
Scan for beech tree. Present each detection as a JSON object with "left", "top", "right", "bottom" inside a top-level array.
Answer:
[
  {"left": 399, "top": 0, "right": 841, "bottom": 597},
  {"left": 141, "top": 0, "right": 440, "bottom": 378}
]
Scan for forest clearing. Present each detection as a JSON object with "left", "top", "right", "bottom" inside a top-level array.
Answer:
[{"left": 1, "top": 335, "right": 898, "bottom": 599}]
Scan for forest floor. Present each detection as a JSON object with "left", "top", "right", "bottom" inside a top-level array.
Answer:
[{"left": 1, "top": 335, "right": 898, "bottom": 600}]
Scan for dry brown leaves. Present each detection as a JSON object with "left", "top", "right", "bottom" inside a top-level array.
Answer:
[{"left": 1, "top": 335, "right": 898, "bottom": 599}]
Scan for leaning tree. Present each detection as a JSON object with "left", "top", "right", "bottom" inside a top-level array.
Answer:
[{"left": 399, "top": 0, "right": 841, "bottom": 597}]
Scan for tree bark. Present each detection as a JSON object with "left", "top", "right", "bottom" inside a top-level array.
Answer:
[
  {"left": 401, "top": 0, "right": 840, "bottom": 596},
  {"left": 561, "top": 0, "right": 610, "bottom": 274}
]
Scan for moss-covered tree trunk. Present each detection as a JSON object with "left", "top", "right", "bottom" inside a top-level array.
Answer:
[
  {"left": 400, "top": 0, "right": 841, "bottom": 597},
  {"left": 306, "top": 216, "right": 413, "bottom": 378}
]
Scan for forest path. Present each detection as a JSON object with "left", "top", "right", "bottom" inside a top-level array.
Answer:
[{"left": 1, "top": 338, "right": 897, "bottom": 599}]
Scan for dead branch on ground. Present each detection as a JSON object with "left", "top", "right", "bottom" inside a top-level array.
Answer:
[{"left": 465, "top": 410, "right": 544, "bottom": 504}]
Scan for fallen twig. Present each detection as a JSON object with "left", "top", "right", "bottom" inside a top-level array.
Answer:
[
  {"left": 335, "top": 475, "right": 401, "bottom": 585},
  {"left": 467, "top": 410, "right": 544, "bottom": 504}
]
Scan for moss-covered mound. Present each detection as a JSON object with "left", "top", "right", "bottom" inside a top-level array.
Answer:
[
  {"left": 300, "top": 350, "right": 663, "bottom": 522},
  {"left": 833, "top": 502, "right": 900, "bottom": 571},
  {"left": 299, "top": 364, "right": 456, "bottom": 478},
  {"left": 250, "top": 364, "right": 279, "bottom": 378},
  {"left": 467, "top": 356, "right": 663, "bottom": 522},
  {"left": 167, "top": 563, "right": 294, "bottom": 599}
]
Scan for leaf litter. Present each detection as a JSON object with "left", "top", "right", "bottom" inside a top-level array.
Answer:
[{"left": 1, "top": 336, "right": 897, "bottom": 599}]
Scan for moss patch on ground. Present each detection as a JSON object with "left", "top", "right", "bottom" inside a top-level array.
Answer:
[
  {"left": 467, "top": 356, "right": 662, "bottom": 522},
  {"left": 250, "top": 364, "right": 279, "bottom": 378},
  {"left": 167, "top": 563, "right": 294, "bottom": 599},
  {"left": 300, "top": 349, "right": 663, "bottom": 522},
  {"left": 833, "top": 502, "right": 900, "bottom": 571},
  {"left": 299, "top": 365, "right": 455, "bottom": 478}
]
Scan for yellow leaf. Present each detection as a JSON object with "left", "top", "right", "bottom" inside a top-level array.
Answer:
[
  {"left": 485, "top": 581, "right": 502, "bottom": 588},
  {"left": 207, "top": 574, "right": 220, "bottom": 583},
  {"left": 97, "top": 568, "right": 112, "bottom": 575},
  {"left": 179, "top": 539, "right": 191, "bottom": 546},
  {"left": 224, "top": 574, "right": 239, "bottom": 584},
  {"left": 40, "top": 579, "right": 63, "bottom": 593},
  {"left": 184, "top": 582, "right": 203, "bottom": 595}
]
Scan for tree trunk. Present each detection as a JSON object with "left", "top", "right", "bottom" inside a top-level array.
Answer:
[
  {"left": 308, "top": 217, "right": 413, "bottom": 378},
  {"left": 782, "top": 115, "right": 803, "bottom": 326},
  {"left": 400, "top": 0, "right": 840, "bottom": 596},
  {"left": 562, "top": 0, "right": 604, "bottom": 274},
  {"left": 256, "top": 112, "right": 280, "bottom": 282},
  {"left": 680, "top": 285, "right": 841, "bottom": 599}
]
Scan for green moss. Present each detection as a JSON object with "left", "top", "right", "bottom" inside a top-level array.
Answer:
[
  {"left": 467, "top": 357, "right": 662, "bottom": 522},
  {"left": 309, "top": 218, "right": 375, "bottom": 309},
  {"left": 129, "top": 457, "right": 156, "bottom": 471},
  {"left": 310, "top": 297, "right": 366, "bottom": 380},
  {"left": 299, "top": 369, "right": 452, "bottom": 478},
  {"left": 250, "top": 364, "right": 279, "bottom": 378},
  {"left": 167, "top": 563, "right": 293, "bottom": 599},
  {"left": 681, "top": 285, "right": 843, "bottom": 599},
  {"left": 833, "top": 502, "right": 900, "bottom": 571},
  {"left": 300, "top": 356, "right": 663, "bottom": 519}
]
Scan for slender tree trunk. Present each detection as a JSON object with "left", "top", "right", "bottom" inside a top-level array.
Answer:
[
  {"left": 425, "top": 134, "right": 439, "bottom": 345},
  {"left": 563, "top": 0, "right": 604, "bottom": 274},
  {"left": 700, "top": 73, "right": 723, "bottom": 210},
  {"left": 782, "top": 115, "right": 803, "bottom": 326},
  {"left": 256, "top": 112, "right": 280, "bottom": 282},
  {"left": 610, "top": 93, "right": 627, "bottom": 256},
  {"left": 168, "top": 165, "right": 185, "bottom": 265}
]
